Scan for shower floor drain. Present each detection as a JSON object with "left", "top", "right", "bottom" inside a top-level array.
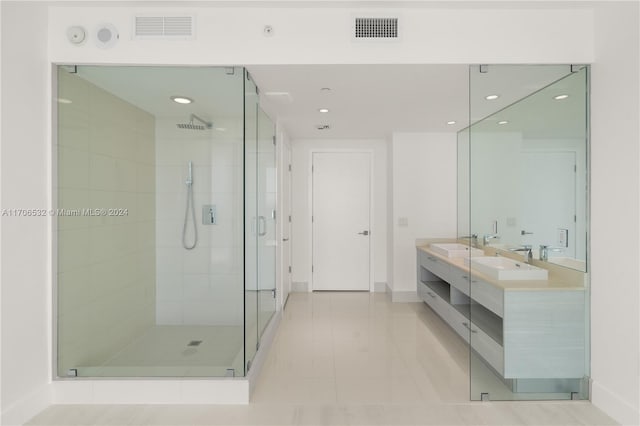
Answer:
[{"left": 187, "top": 340, "right": 203, "bottom": 347}]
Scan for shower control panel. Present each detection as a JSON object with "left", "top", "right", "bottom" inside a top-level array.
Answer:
[{"left": 202, "top": 205, "right": 217, "bottom": 225}]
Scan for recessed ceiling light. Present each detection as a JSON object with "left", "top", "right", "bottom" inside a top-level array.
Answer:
[
  {"left": 447, "top": 121, "right": 456, "bottom": 125},
  {"left": 318, "top": 108, "right": 330, "bottom": 113},
  {"left": 316, "top": 124, "right": 331, "bottom": 130},
  {"left": 320, "top": 87, "right": 331, "bottom": 92},
  {"left": 498, "top": 120, "right": 509, "bottom": 125},
  {"left": 485, "top": 94, "right": 500, "bottom": 100},
  {"left": 170, "top": 96, "right": 193, "bottom": 104},
  {"left": 554, "top": 94, "right": 569, "bottom": 100},
  {"left": 57, "top": 98, "right": 72, "bottom": 104}
]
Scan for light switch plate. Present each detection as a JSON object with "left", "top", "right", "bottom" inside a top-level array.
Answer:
[
  {"left": 557, "top": 228, "right": 568, "bottom": 247},
  {"left": 398, "top": 217, "right": 408, "bottom": 227}
]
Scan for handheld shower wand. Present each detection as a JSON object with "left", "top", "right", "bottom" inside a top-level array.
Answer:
[
  {"left": 182, "top": 161, "right": 198, "bottom": 250},
  {"left": 186, "top": 161, "right": 193, "bottom": 185}
]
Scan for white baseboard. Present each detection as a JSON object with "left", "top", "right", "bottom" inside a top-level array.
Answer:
[
  {"left": 385, "top": 283, "right": 393, "bottom": 301},
  {"left": 52, "top": 378, "right": 249, "bottom": 405},
  {"left": 391, "top": 290, "right": 420, "bottom": 303},
  {"left": 1, "top": 383, "right": 52, "bottom": 426},
  {"left": 291, "top": 282, "right": 308, "bottom": 292},
  {"left": 591, "top": 379, "right": 640, "bottom": 425},
  {"left": 374, "top": 282, "right": 387, "bottom": 292}
]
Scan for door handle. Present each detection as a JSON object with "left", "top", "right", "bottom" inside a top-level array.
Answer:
[
  {"left": 282, "top": 238, "right": 289, "bottom": 242},
  {"left": 358, "top": 230, "right": 369, "bottom": 236},
  {"left": 258, "top": 216, "right": 267, "bottom": 236}
]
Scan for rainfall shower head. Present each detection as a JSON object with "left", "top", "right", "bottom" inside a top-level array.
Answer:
[{"left": 177, "top": 114, "right": 213, "bottom": 130}]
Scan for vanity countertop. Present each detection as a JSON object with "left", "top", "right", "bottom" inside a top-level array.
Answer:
[{"left": 417, "top": 239, "right": 585, "bottom": 292}]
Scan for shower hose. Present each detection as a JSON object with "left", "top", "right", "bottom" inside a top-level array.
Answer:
[{"left": 182, "top": 178, "right": 198, "bottom": 250}]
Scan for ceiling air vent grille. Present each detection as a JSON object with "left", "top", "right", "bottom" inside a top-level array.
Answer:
[
  {"left": 354, "top": 17, "right": 398, "bottom": 39},
  {"left": 135, "top": 16, "right": 194, "bottom": 39}
]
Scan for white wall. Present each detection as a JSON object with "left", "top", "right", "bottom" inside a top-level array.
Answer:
[
  {"left": 47, "top": 6, "right": 593, "bottom": 65},
  {"left": 5, "top": 1, "right": 640, "bottom": 425},
  {"left": 291, "top": 139, "right": 387, "bottom": 288},
  {"left": 1, "top": 3, "right": 52, "bottom": 425},
  {"left": 389, "top": 133, "right": 457, "bottom": 298},
  {"left": 590, "top": 3, "right": 640, "bottom": 425}
]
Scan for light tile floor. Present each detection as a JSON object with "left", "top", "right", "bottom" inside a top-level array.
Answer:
[{"left": 28, "top": 292, "right": 617, "bottom": 425}]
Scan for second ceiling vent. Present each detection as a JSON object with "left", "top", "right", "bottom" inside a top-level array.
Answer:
[
  {"left": 354, "top": 17, "right": 399, "bottom": 39},
  {"left": 134, "top": 16, "right": 194, "bottom": 39}
]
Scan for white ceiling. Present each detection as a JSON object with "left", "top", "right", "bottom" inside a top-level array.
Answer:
[
  {"left": 249, "top": 64, "right": 575, "bottom": 139},
  {"left": 250, "top": 64, "right": 469, "bottom": 139},
  {"left": 73, "top": 64, "right": 577, "bottom": 140}
]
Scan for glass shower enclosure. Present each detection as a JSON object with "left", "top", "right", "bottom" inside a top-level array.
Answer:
[{"left": 54, "top": 66, "right": 276, "bottom": 378}]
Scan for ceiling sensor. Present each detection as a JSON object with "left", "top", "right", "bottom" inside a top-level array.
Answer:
[
  {"left": 66, "top": 26, "right": 87, "bottom": 45},
  {"left": 316, "top": 124, "right": 331, "bottom": 130}
]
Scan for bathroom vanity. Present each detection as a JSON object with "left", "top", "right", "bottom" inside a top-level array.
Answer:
[{"left": 416, "top": 240, "right": 587, "bottom": 385}]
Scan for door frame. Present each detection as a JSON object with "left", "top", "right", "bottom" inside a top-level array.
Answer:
[{"left": 308, "top": 149, "right": 375, "bottom": 292}]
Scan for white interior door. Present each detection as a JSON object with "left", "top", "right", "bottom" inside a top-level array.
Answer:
[
  {"left": 312, "top": 152, "right": 371, "bottom": 291},
  {"left": 281, "top": 142, "right": 292, "bottom": 305}
]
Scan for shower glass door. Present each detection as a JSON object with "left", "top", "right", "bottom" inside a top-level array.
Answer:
[
  {"left": 244, "top": 71, "right": 277, "bottom": 372},
  {"left": 467, "top": 64, "right": 590, "bottom": 400}
]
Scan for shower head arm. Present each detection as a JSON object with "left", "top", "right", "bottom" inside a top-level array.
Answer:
[{"left": 190, "top": 114, "right": 213, "bottom": 129}]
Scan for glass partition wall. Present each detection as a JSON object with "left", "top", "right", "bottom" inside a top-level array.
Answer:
[
  {"left": 461, "top": 65, "right": 590, "bottom": 400},
  {"left": 55, "top": 66, "right": 276, "bottom": 378}
]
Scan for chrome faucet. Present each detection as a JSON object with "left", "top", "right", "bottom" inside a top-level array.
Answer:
[
  {"left": 539, "top": 245, "right": 563, "bottom": 261},
  {"left": 483, "top": 234, "right": 500, "bottom": 246},
  {"left": 460, "top": 234, "right": 478, "bottom": 245},
  {"left": 510, "top": 245, "right": 533, "bottom": 262}
]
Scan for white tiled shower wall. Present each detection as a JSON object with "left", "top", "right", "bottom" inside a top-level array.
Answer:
[
  {"left": 56, "top": 70, "right": 156, "bottom": 374},
  {"left": 154, "top": 119, "right": 244, "bottom": 326}
]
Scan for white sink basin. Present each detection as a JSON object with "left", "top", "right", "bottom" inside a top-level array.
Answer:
[
  {"left": 430, "top": 243, "right": 484, "bottom": 258},
  {"left": 464, "top": 256, "right": 548, "bottom": 281}
]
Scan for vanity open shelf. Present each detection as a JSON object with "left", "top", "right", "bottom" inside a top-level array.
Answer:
[{"left": 417, "top": 243, "right": 587, "bottom": 385}]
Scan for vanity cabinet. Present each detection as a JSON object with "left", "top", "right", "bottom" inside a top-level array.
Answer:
[{"left": 417, "top": 246, "right": 585, "bottom": 380}]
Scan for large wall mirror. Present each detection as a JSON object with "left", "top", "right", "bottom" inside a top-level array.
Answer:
[{"left": 458, "top": 66, "right": 589, "bottom": 272}]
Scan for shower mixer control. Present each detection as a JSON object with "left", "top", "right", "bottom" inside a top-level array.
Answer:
[{"left": 202, "top": 205, "right": 217, "bottom": 225}]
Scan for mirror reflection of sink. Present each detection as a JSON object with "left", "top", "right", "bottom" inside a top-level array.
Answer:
[
  {"left": 430, "top": 243, "right": 484, "bottom": 258},
  {"left": 464, "top": 256, "right": 549, "bottom": 281}
]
